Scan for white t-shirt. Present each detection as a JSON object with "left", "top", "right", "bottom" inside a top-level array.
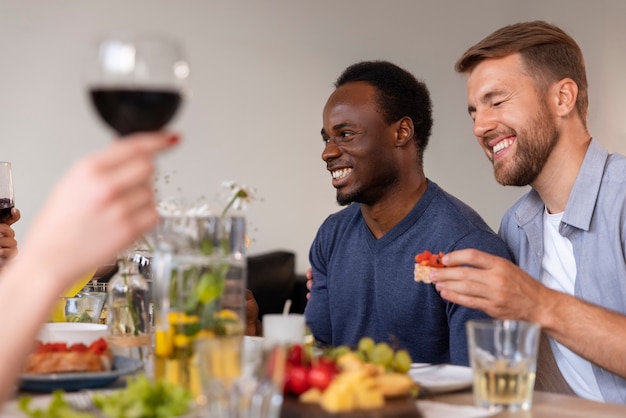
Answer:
[{"left": 541, "top": 208, "right": 604, "bottom": 401}]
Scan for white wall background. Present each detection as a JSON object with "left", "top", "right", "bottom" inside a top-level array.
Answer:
[{"left": 1, "top": 1, "right": 625, "bottom": 273}]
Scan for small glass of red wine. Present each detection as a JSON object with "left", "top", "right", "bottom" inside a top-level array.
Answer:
[
  {"left": 0, "top": 162, "right": 14, "bottom": 223},
  {"left": 86, "top": 33, "right": 189, "bottom": 136}
]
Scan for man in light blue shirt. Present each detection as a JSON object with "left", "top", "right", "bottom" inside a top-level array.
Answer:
[{"left": 431, "top": 21, "right": 626, "bottom": 404}]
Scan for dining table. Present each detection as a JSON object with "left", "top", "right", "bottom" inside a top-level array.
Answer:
[
  {"left": 5, "top": 383, "right": 626, "bottom": 418},
  {"left": 5, "top": 347, "right": 626, "bottom": 418}
]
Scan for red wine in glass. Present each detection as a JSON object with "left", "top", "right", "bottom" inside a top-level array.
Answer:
[
  {"left": 0, "top": 161, "right": 14, "bottom": 223},
  {"left": 90, "top": 88, "right": 181, "bottom": 136},
  {"left": 0, "top": 198, "right": 13, "bottom": 223},
  {"left": 87, "top": 34, "right": 188, "bottom": 137}
]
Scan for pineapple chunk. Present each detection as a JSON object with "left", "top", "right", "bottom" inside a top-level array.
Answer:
[
  {"left": 375, "top": 372, "right": 416, "bottom": 397},
  {"left": 299, "top": 388, "right": 323, "bottom": 403}
]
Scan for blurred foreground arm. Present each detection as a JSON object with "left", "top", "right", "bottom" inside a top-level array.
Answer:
[{"left": 0, "top": 132, "right": 179, "bottom": 404}]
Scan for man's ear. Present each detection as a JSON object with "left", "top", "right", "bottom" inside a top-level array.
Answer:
[
  {"left": 552, "top": 78, "right": 578, "bottom": 117},
  {"left": 396, "top": 116, "right": 414, "bottom": 147}
]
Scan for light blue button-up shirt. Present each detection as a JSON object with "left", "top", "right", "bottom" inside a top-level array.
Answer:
[{"left": 499, "top": 139, "right": 626, "bottom": 404}]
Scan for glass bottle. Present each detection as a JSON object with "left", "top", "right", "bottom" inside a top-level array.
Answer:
[
  {"left": 132, "top": 242, "right": 155, "bottom": 326},
  {"left": 106, "top": 257, "right": 152, "bottom": 373}
]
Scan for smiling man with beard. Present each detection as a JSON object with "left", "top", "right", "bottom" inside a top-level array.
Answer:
[
  {"left": 304, "top": 61, "right": 512, "bottom": 365},
  {"left": 430, "top": 21, "right": 626, "bottom": 403}
]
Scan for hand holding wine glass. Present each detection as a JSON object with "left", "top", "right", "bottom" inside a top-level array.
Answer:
[
  {"left": 0, "top": 161, "right": 18, "bottom": 268},
  {"left": 0, "top": 162, "right": 15, "bottom": 224},
  {"left": 87, "top": 33, "right": 189, "bottom": 136}
]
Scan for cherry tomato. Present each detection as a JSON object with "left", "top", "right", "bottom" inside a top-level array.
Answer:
[
  {"left": 69, "top": 343, "right": 89, "bottom": 352},
  {"left": 307, "top": 364, "right": 335, "bottom": 390},
  {"left": 88, "top": 338, "right": 108, "bottom": 355},
  {"left": 37, "top": 342, "right": 68, "bottom": 354},
  {"left": 284, "top": 364, "right": 311, "bottom": 395},
  {"left": 286, "top": 344, "right": 305, "bottom": 366},
  {"left": 315, "top": 357, "right": 338, "bottom": 372}
]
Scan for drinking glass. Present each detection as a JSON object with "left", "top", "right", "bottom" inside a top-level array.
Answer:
[
  {"left": 196, "top": 336, "right": 286, "bottom": 418},
  {"left": 85, "top": 32, "right": 190, "bottom": 136},
  {"left": 466, "top": 319, "right": 540, "bottom": 412},
  {"left": 0, "top": 162, "right": 14, "bottom": 223}
]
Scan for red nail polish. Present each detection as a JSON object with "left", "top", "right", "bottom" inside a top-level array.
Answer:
[{"left": 168, "top": 134, "right": 180, "bottom": 145}]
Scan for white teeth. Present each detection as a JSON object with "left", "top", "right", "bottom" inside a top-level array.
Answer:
[
  {"left": 332, "top": 168, "right": 352, "bottom": 179},
  {"left": 493, "top": 138, "right": 514, "bottom": 154}
]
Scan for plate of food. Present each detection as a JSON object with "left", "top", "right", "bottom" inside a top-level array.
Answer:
[
  {"left": 19, "top": 335, "right": 142, "bottom": 392},
  {"left": 19, "top": 355, "right": 143, "bottom": 392},
  {"left": 409, "top": 363, "right": 473, "bottom": 394}
]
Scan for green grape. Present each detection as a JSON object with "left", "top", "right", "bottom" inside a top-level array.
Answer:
[
  {"left": 392, "top": 349, "right": 412, "bottom": 373},
  {"left": 330, "top": 345, "right": 351, "bottom": 360},
  {"left": 358, "top": 336, "right": 375, "bottom": 352},
  {"left": 370, "top": 342, "right": 394, "bottom": 367},
  {"left": 357, "top": 337, "right": 375, "bottom": 359}
]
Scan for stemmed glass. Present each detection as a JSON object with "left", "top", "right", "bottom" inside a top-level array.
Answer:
[
  {"left": 84, "top": 32, "right": 190, "bottom": 258},
  {"left": 86, "top": 32, "right": 190, "bottom": 136},
  {"left": 0, "top": 162, "right": 14, "bottom": 223},
  {"left": 85, "top": 33, "right": 190, "bottom": 366}
]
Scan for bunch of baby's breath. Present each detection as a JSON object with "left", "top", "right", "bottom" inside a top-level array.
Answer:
[
  {"left": 218, "top": 181, "right": 258, "bottom": 217},
  {"left": 154, "top": 180, "right": 258, "bottom": 217}
]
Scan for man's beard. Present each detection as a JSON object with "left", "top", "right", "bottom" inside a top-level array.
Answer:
[
  {"left": 337, "top": 192, "right": 357, "bottom": 206},
  {"left": 337, "top": 185, "right": 372, "bottom": 206},
  {"left": 493, "top": 105, "right": 558, "bottom": 186},
  {"left": 335, "top": 168, "right": 399, "bottom": 206}
]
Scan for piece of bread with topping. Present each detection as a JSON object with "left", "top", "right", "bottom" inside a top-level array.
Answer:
[
  {"left": 23, "top": 337, "right": 113, "bottom": 374},
  {"left": 414, "top": 250, "right": 445, "bottom": 283}
]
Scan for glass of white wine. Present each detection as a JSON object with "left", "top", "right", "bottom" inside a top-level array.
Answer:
[{"left": 466, "top": 319, "right": 540, "bottom": 412}]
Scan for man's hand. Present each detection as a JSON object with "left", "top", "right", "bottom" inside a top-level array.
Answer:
[
  {"left": 305, "top": 267, "right": 313, "bottom": 299},
  {"left": 432, "top": 248, "right": 626, "bottom": 379},
  {"left": 245, "top": 289, "right": 262, "bottom": 336},
  {"left": 430, "top": 248, "right": 550, "bottom": 323}
]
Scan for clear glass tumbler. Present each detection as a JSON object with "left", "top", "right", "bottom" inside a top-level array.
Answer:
[{"left": 466, "top": 319, "right": 540, "bottom": 412}]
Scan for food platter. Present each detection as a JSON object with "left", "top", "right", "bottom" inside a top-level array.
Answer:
[
  {"left": 18, "top": 356, "right": 143, "bottom": 392},
  {"left": 281, "top": 395, "right": 421, "bottom": 418},
  {"left": 409, "top": 363, "right": 473, "bottom": 394}
]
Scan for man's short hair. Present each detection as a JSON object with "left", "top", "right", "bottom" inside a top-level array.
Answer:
[
  {"left": 455, "top": 20, "right": 588, "bottom": 124},
  {"left": 336, "top": 61, "right": 433, "bottom": 162}
]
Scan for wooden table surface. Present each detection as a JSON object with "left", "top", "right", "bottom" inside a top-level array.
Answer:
[
  {"left": 429, "top": 389, "right": 626, "bottom": 417},
  {"left": 281, "top": 388, "right": 626, "bottom": 418},
  {"left": 5, "top": 383, "right": 626, "bottom": 417}
]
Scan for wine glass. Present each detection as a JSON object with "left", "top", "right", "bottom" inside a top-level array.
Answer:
[
  {"left": 0, "top": 162, "right": 14, "bottom": 223},
  {"left": 86, "top": 32, "right": 190, "bottom": 137}
]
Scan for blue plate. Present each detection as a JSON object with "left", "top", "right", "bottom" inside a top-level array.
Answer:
[{"left": 18, "top": 356, "right": 143, "bottom": 392}]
